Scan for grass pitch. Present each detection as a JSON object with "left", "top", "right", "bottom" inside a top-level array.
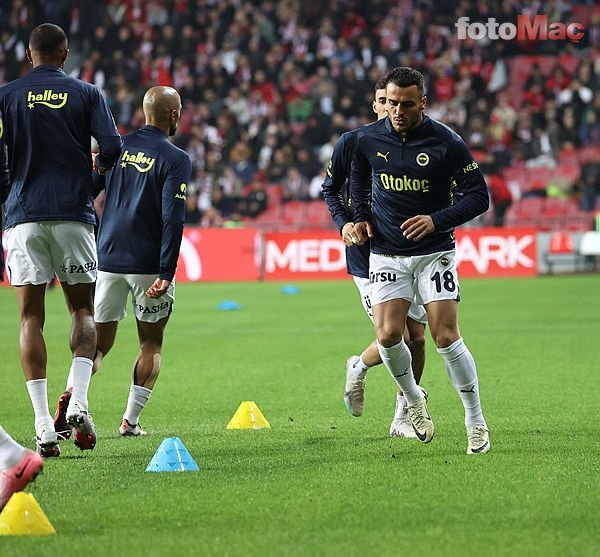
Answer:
[{"left": 0, "top": 275, "right": 599, "bottom": 556}]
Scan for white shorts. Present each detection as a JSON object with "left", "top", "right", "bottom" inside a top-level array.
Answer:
[
  {"left": 94, "top": 271, "right": 175, "bottom": 324},
  {"left": 352, "top": 275, "right": 427, "bottom": 325},
  {"left": 5, "top": 221, "right": 97, "bottom": 286},
  {"left": 352, "top": 276, "right": 374, "bottom": 322},
  {"left": 370, "top": 250, "right": 460, "bottom": 307}
]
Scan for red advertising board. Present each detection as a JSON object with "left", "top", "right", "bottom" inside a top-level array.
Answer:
[
  {"left": 263, "top": 231, "right": 348, "bottom": 280},
  {"left": 176, "top": 227, "right": 260, "bottom": 282},
  {"left": 1, "top": 227, "right": 538, "bottom": 284},
  {"left": 455, "top": 227, "right": 537, "bottom": 277}
]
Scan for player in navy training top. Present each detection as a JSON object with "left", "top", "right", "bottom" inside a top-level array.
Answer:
[
  {"left": 0, "top": 23, "right": 122, "bottom": 457},
  {"left": 322, "top": 77, "right": 427, "bottom": 438},
  {"left": 89, "top": 86, "right": 192, "bottom": 436},
  {"left": 350, "top": 67, "right": 491, "bottom": 454}
]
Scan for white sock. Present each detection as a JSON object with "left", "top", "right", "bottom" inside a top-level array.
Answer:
[
  {"left": 123, "top": 385, "right": 152, "bottom": 425},
  {"left": 0, "top": 426, "right": 26, "bottom": 469},
  {"left": 352, "top": 356, "right": 370, "bottom": 377},
  {"left": 377, "top": 340, "right": 422, "bottom": 405},
  {"left": 65, "top": 369, "right": 74, "bottom": 391},
  {"left": 437, "top": 338, "right": 486, "bottom": 427},
  {"left": 69, "top": 357, "right": 93, "bottom": 410},
  {"left": 26, "top": 379, "right": 53, "bottom": 432},
  {"left": 394, "top": 393, "right": 408, "bottom": 420}
]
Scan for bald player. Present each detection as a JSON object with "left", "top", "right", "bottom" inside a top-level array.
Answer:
[{"left": 54, "top": 86, "right": 192, "bottom": 437}]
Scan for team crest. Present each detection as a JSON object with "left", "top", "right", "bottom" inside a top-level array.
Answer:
[
  {"left": 440, "top": 257, "right": 449, "bottom": 266},
  {"left": 416, "top": 153, "right": 429, "bottom": 166}
]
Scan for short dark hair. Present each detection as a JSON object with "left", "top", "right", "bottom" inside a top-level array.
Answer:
[
  {"left": 386, "top": 67, "right": 424, "bottom": 94},
  {"left": 374, "top": 76, "right": 388, "bottom": 91},
  {"left": 29, "top": 23, "right": 67, "bottom": 55}
]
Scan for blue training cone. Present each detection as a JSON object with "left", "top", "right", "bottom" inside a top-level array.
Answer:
[
  {"left": 216, "top": 300, "right": 242, "bottom": 310},
  {"left": 280, "top": 285, "right": 300, "bottom": 295},
  {"left": 145, "top": 437, "right": 200, "bottom": 472}
]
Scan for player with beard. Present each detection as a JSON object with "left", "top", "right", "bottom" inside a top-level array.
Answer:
[
  {"left": 322, "top": 76, "right": 428, "bottom": 437},
  {"left": 350, "top": 67, "right": 491, "bottom": 454}
]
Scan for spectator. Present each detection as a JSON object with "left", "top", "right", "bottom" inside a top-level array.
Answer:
[
  {"left": 486, "top": 174, "right": 513, "bottom": 226},
  {"left": 239, "top": 172, "right": 269, "bottom": 218}
]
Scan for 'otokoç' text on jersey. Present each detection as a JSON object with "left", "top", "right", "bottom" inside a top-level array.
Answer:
[{"left": 350, "top": 115, "right": 489, "bottom": 256}]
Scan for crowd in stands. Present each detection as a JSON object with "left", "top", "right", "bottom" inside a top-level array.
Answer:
[{"left": 1, "top": 0, "right": 599, "bottom": 229}]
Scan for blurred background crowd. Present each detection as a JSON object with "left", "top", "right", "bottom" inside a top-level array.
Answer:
[{"left": 1, "top": 0, "right": 599, "bottom": 230}]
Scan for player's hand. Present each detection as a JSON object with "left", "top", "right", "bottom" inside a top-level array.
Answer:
[
  {"left": 93, "top": 162, "right": 107, "bottom": 175},
  {"left": 400, "top": 215, "right": 434, "bottom": 241},
  {"left": 341, "top": 222, "right": 355, "bottom": 246},
  {"left": 146, "top": 278, "right": 170, "bottom": 299},
  {"left": 351, "top": 221, "right": 373, "bottom": 245}
]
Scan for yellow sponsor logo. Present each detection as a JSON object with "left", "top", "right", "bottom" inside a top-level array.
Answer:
[
  {"left": 326, "top": 159, "right": 332, "bottom": 178},
  {"left": 376, "top": 151, "right": 389, "bottom": 162},
  {"left": 175, "top": 183, "right": 187, "bottom": 200},
  {"left": 120, "top": 150, "right": 156, "bottom": 172},
  {"left": 27, "top": 90, "right": 68, "bottom": 109},
  {"left": 380, "top": 173, "right": 430, "bottom": 193},
  {"left": 463, "top": 161, "right": 479, "bottom": 173}
]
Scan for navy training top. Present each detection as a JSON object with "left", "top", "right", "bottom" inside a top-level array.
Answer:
[
  {"left": 321, "top": 128, "right": 371, "bottom": 279},
  {"left": 350, "top": 115, "right": 489, "bottom": 256},
  {"left": 0, "top": 65, "right": 122, "bottom": 228},
  {"left": 96, "top": 125, "right": 192, "bottom": 282}
]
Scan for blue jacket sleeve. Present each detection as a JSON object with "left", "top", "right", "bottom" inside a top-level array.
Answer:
[
  {"left": 430, "top": 137, "right": 490, "bottom": 231},
  {"left": 349, "top": 133, "right": 372, "bottom": 223},
  {"left": 159, "top": 153, "right": 192, "bottom": 281},
  {"left": 90, "top": 87, "right": 123, "bottom": 172},
  {"left": 0, "top": 111, "right": 10, "bottom": 203},
  {"left": 322, "top": 133, "right": 351, "bottom": 233}
]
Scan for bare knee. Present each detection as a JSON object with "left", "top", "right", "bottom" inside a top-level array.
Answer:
[
  {"left": 432, "top": 330, "right": 459, "bottom": 349},
  {"left": 407, "top": 336, "right": 425, "bottom": 353},
  {"left": 377, "top": 325, "right": 404, "bottom": 347}
]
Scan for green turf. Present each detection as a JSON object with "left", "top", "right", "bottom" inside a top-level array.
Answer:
[{"left": 1, "top": 276, "right": 599, "bottom": 556}]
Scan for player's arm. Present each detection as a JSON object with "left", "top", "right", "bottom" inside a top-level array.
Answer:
[
  {"left": 322, "top": 133, "right": 354, "bottom": 245},
  {"left": 147, "top": 154, "right": 192, "bottom": 298},
  {"left": 90, "top": 87, "right": 123, "bottom": 174},
  {"left": 412, "top": 138, "right": 489, "bottom": 237},
  {"left": 0, "top": 111, "right": 10, "bottom": 203},
  {"left": 349, "top": 136, "right": 374, "bottom": 244}
]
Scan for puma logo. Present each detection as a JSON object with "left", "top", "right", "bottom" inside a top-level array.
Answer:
[
  {"left": 376, "top": 151, "right": 389, "bottom": 162},
  {"left": 460, "top": 385, "right": 475, "bottom": 393}
]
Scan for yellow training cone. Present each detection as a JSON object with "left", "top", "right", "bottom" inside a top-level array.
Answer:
[
  {"left": 227, "top": 401, "right": 271, "bottom": 429},
  {"left": 0, "top": 492, "right": 56, "bottom": 536}
]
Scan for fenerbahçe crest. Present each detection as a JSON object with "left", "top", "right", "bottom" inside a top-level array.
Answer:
[
  {"left": 27, "top": 89, "right": 68, "bottom": 109},
  {"left": 120, "top": 150, "right": 156, "bottom": 172}
]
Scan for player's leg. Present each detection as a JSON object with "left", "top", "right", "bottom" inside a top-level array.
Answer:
[
  {"left": 53, "top": 271, "right": 124, "bottom": 440},
  {"left": 344, "top": 276, "right": 382, "bottom": 417},
  {"left": 6, "top": 223, "right": 60, "bottom": 457},
  {"left": 419, "top": 250, "right": 489, "bottom": 454},
  {"left": 61, "top": 282, "right": 97, "bottom": 450},
  {"left": 390, "top": 312, "right": 426, "bottom": 437},
  {"left": 51, "top": 222, "right": 98, "bottom": 451},
  {"left": 0, "top": 426, "right": 44, "bottom": 511},
  {"left": 370, "top": 253, "right": 433, "bottom": 442},
  {"left": 119, "top": 275, "right": 174, "bottom": 436},
  {"left": 119, "top": 317, "right": 168, "bottom": 436},
  {"left": 94, "top": 322, "right": 119, "bottom": 373}
]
